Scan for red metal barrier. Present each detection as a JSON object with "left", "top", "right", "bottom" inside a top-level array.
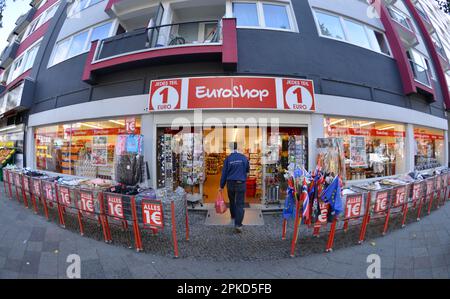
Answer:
[
  {"left": 74, "top": 188, "right": 109, "bottom": 242},
  {"left": 326, "top": 192, "right": 369, "bottom": 252},
  {"left": 3, "top": 169, "right": 13, "bottom": 199},
  {"left": 383, "top": 184, "right": 409, "bottom": 233},
  {"left": 361, "top": 188, "right": 392, "bottom": 236},
  {"left": 13, "top": 172, "right": 24, "bottom": 205},
  {"left": 426, "top": 177, "right": 436, "bottom": 215},
  {"left": 41, "top": 180, "right": 65, "bottom": 224},
  {"left": 22, "top": 175, "right": 34, "bottom": 210}
]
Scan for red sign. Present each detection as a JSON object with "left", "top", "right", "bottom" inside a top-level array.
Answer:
[
  {"left": 149, "top": 79, "right": 182, "bottom": 111},
  {"left": 414, "top": 133, "right": 444, "bottom": 140},
  {"left": 23, "top": 177, "right": 30, "bottom": 192},
  {"left": 412, "top": 184, "right": 421, "bottom": 202},
  {"left": 329, "top": 127, "right": 406, "bottom": 138},
  {"left": 14, "top": 174, "right": 21, "bottom": 187},
  {"left": 283, "top": 78, "right": 315, "bottom": 111},
  {"left": 436, "top": 177, "right": 441, "bottom": 190},
  {"left": 32, "top": 180, "right": 41, "bottom": 197},
  {"left": 125, "top": 117, "right": 136, "bottom": 134},
  {"left": 59, "top": 187, "right": 71, "bottom": 206},
  {"left": 374, "top": 191, "right": 389, "bottom": 213},
  {"left": 345, "top": 194, "right": 363, "bottom": 219},
  {"left": 142, "top": 201, "right": 163, "bottom": 228},
  {"left": 148, "top": 76, "right": 316, "bottom": 112},
  {"left": 188, "top": 77, "right": 277, "bottom": 109},
  {"left": 317, "top": 202, "right": 330, "bottom": 224},
  {"left": 106, "top": 195, "right": 124, "bottom": 218},
  {"left": 394, "top": 187, "right": 406, "bottom": 206},
  {"left": 43, "top": 182, "right": 54, "bottom": 201},
  {"left": 79, "top": 192, "right": 95, "bottom": 213},
  {"left": 426, "top": 179, "right": 434, "bottom": 195}
]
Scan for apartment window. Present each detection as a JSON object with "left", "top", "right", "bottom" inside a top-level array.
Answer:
[
  {"left": 388, "top": 7, "right": 411, "bottom": 30},
  {"left": 25, "top": 2, "right": 60, "bottom": 38},
  {"left": 343, "top": 19, "right": 371, "bottom": 49},
  {"left": 7, "top": 41, "right": 41, "bottom": 84},
  {"left": 68, "top": 0, "right": 104, "bottom": 17},
  {"left": 314, "top": 9, "right": 390, "bottom": 55},
  {"left": 262, "top": 3, "right": 291, "bottom": 29},
  {"left": 315, "top": 11, "right": 345, "bottom": 40},
  {"left": 233, "top": 1, "right": 295, "bottom": 31},
  {"left": 233, "top": 2, "right": 259, "bottom": 27},
  {"left": 49, "top": 21, "right": 114, "bottom": 66},
  {"left": 408, "top": 49, "right": 432, "bottom": 86}
]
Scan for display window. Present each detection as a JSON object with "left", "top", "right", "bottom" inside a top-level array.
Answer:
[
  {"left": 34, "top": 117, "right": 141, "bottom": 179},
  {"left": 156, "top": 126, "right": 308, "bottom": 205},
  {"left": 324, "top": 117, "right": 406, "bottom": 180},
  {"left": 414, "top": 126, "right": 445, "bottom": 170}
]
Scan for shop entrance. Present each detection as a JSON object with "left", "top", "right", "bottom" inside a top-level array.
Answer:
[{"left": 156, "top": 125, "right": 308, "bottom": 207}]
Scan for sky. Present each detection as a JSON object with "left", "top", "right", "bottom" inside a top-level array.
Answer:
[{"left": 0, "top": 0, "right": 33, "bottom": 51}]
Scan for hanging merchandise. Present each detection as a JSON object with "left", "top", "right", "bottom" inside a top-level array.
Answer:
[
  {"left": 320, "top": 175, "right": 344, "bottom": 220},
  {"left": 115, "top": 135, "right": 145, "bottom": 186},
  {"left": 282, "top": 186, "right": 296, "bottom": 220},
  {"left": 316, "top": 138, "right": 346, "bottom": 181}
]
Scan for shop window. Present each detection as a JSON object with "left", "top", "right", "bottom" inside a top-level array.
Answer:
[
  {"left": 414, "top": 126, "right": 445, "bottom": 170},
  {"left": 232, "top": 1, "right": 295, "bottom": 31},
  {"left": 324, "top": 117, "right": 406, "bottom": 181},
  {"left": 35, "top": 117, "right": 141, "bottom": 180}
]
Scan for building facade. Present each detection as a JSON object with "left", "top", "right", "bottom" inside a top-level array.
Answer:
[{"left": 0, "top": 0, "right": 449, "bottom": 205}]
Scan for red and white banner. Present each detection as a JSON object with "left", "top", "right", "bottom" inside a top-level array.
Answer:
[
  {"left": 345, "top": 194, "right": 363, "bottom": 219},
  {"left": 125, "top": 117, "right": 137, "bottom": 134},
  {"left": 106, "top": 195, "right": 124, "bottom": 218},
  {"left": 79, "top": 192, "right": 95, "bottom": 213},
  {"left": 282, "top": 78, "right": 315, "bottom": 111},
  {"left": 394, "top": 186, "right": 407, "bottom": 206},
  {"left": 149, "top": 76, "right": 315, "bottom": 112},
  {"left": 59, "top": 187, "right": 71, "bottom": 206},
  {"left": 32, "top": 180, "right": 41, "bottom": 196},
  {"left": 142, "top": 201, "right": 164, "bottom": 229},
  {"left": 374, "top": 191, "right": 389, "bottom": 213}
]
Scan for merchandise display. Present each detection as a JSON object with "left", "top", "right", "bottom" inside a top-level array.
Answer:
[
  {"left": 414, "top": 126, "right": 445, "bottom": 171},
  {"left": 35, "top": 118, "right": 142, "bottom": 182},
  {"left": 115, "top": 135, "right": 145, "bottom": 186},
  {"left": 325, "top": 117, "right": 406, "bottom": 181}
]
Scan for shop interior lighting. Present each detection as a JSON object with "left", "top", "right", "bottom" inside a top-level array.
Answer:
[
  {"left": 359, "top": 121, "right": 376, "bottom": 127},
  {"left": 78, "top": 122, "right": 102, "bottom": 129},
  {"left": 379, "top": 126, "right": 395, "bottom": 131},
  {"left": 108, "top": 120, "right": 125, "bottom": 126},
  {"left": 329, "top": 119, "right": 346, "bottom": 126}
]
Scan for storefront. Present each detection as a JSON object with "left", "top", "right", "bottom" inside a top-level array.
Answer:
[
  {"left": 0, "top": 123, "right": 26, "bottom": 168},
  {"left": 34, "top": 117, "right": 142, "bottom": 181},
  {"left": 26, "top": 75, "right": 449, "bottom": 208},
  {"left": 414, "top": 125, "right": 445, "bottom": 170}
]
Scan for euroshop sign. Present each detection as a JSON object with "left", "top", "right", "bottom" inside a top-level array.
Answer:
[{"left": 148, "top": 76, "right": 315, "bottom": 112}]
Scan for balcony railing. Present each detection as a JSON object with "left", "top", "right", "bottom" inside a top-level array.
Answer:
[
  {"left": 94, "top": 20, "right": 222, "bottom": 62},
  {"left": 410, "top": 60, "right": 431, "bottom": 87},
  {"left": 388, "top": 8, "right": 412, "bottom": 31}
]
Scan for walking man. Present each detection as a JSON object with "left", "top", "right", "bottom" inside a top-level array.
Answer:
[{"left": 219, "top": 142, "right": 249, "bottom": 233}]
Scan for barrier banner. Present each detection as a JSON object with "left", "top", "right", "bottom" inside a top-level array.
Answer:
[
  {"left": 326, "top": 192, "right": 368, "bottom": 252},
  {"left": 141, "top": 200, "right": 164, "bottom": 229}
]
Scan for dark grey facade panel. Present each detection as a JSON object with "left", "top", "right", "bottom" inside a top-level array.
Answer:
[
  {"left": 321, "top": 79, "right": 372, "bottom": 101},
  {"left": 430, "top": 106, "right": 445, "bottom": 118},
  {"left": 32, "top": 98, "right": 57, "bottom": 114},
  {"left": 373, "top": 88, "right": 408, "bottom": 108},
  {"left": 91, "top": 79, "right": 145, "bottom": 101},
  {"left": 56, "top": 88, "right": 91, "bottom": 108},
  {"left": 410, "top": 95, "right": 432, "bottom": 114}
]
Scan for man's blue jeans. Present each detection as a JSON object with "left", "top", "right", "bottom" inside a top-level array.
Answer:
[{"left": 226, "top": 180, "right": 246, "bottom": 227}]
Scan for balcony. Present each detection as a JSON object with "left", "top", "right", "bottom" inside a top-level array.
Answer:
[
  {"left": 0, "top": 41, "right": 20, "bottom": 70},
  {"left": 83, "top": 18, "right": 237, "bottom": 83},
  {"left": 11, "top": 7, "right": 36, "bottom": 36},
  {"left": 415, "top": 5, "right": 435, "bottom": 33},
  {"left": 436, "top": 46, "right": 450, "bottom": 72},
  {"left": 388, "top": 8, "right": 419, "bottom": 49}
]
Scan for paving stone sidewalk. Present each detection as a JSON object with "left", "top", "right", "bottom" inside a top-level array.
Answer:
[{"left": 1, "top": 185, "right": 450, "bottom": 279}]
